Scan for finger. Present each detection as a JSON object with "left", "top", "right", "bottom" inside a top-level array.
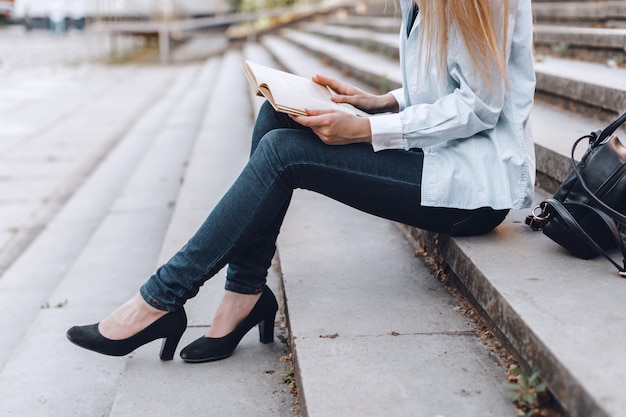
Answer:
[
  {"left": 313, "top": 74, "right": 349, "bottom": 93},
  {"left": 310, "top": 108, "right": 334, "bottom": 115},
  {"left": 289, "top": 114, "right": 312, "bottom": 128},
  {"left": 312, "top": 74, "right": 336, "bottom": 86},
  {"left": 330, "top": 93, "right": 353, "bottom": 104}
]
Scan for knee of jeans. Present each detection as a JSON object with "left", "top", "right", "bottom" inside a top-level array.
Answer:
[
  {"left": 253, "top": 131, "right": 286, "bottom": 171},
  {"left": 255, "top": 129, "right": 319, "bottom": 182},
  {"left": 251, "top": 102, "right": 280, "bottom": 151},
  {"left": 258, "top": 100, "right": 274, "bottom": 116},
  {"left": 257, "top": 129, "right": 297, "bottom": 158}
]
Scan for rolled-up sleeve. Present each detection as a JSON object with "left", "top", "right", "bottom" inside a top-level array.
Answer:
[
  {"left": 369, "top": 88, "right": 406, "bottom": 152},
  {"left": 370, "top": 113, "right": 404, "bottom": 152},
  {"left": 371, "top": 63, "right": 506, "bottom": 151},
  {"left": 388, "top": 5, "right": 514, "bottom": 151},
  {"left": 400, "top": 59, "right": 507, "bottom": 150},
  {"left": 368, "top": 0, "right": 535, "bottom": 210}
]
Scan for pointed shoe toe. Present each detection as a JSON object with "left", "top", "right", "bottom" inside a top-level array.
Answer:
[
  {"left": 66, "top": 324, "right": 127, "bottom": 356},
  {"left": 66, "top": 307, "right": 187, "bottom": 361},
  {"left": 180, "top": 285, "right": 278, "bottom": 363},
  {"left": 180, "top": 335, "right": 235, "bottom": 363}
]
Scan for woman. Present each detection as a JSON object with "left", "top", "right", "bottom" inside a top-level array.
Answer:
[{"left": 67, "top": 0, "right": 535, "bottom": 363}]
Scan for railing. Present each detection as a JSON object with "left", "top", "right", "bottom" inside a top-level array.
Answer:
[
  {"left": 90, "top": 0, "right": 356, "bottom": 64},
  {"left": 91, "top": 0, "right": 188, "bottom": 23}
]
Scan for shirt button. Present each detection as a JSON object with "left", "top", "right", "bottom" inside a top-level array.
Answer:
[{"left": 384, "top": 140, "right": 392, "bottom": 147}]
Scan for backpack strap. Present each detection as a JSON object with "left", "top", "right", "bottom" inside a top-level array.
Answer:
[{"left": 542, "top": 198, "right": 626, "bottom": 276}]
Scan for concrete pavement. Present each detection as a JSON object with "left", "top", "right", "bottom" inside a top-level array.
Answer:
[
  {"left": 0, "top": 27, "right": 300, "bottom": 416},
  {"left": 0, "top": 24, "right": 176, "bottom": 276},
  {"left": 255, "top": 10, "right": 626, "bottom": 417},
  {"left": 7, "top": 3, "right": 626, "bottom": 415},
  {"left": 0, "top": 23, "right": 521, "bottom": 417}
]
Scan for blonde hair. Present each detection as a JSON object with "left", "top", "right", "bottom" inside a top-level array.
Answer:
[{"left": 417, "top": 0, "right": 510, "bottom": 87}]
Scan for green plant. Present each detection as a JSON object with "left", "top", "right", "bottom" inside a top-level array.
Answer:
[
  {"left": 508, "top": 368, "right": 548, "bottom": 417},
  {"left": 552, "top": 42, "right": 570, "bottom": 57},
  {"left": 282, "top": 366, "right": 298, "bottom": 396},
  {"left": 282, "top": 367, "right": 296, "bottom": 385},
  {"left": 378, "top": 75, "right": 389, "bottom": 95},
  {"left": 362, "top": 39, "right": 377, "bottom": 51}
]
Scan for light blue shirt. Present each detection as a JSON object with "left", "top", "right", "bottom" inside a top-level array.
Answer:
[{"left": 369, "top": 0, "right": 536, "bottom": 210}]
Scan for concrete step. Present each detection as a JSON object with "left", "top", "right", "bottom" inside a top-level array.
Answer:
[
  {"left": 414, "top": 189, "right": 626, "bottom": 417},
  {"left": 256, "top": 37, "right": 522, "bottom": 417},
  {"left": 344, "top": 0, "right": 402, "bottom": 17},
  {"left": 279, "top": 27, "right": 402, "bottom": 91},
  {"left": 274, "top": 26, "right": 625, "bottom": 171},
  {"left": 534, "top": 25, "right": 626, "bottom": 66},
  {"left": 0, "top": 64, "right": 182, "bottom": 275},
  {"left": 279, "top": 191, "right": 518, "bottom": 417},
  {"left": 107, "top": 49, "right": 297, "bottom": 417},
  {"left": 323, "top": 14, "right": 401, "bottom": 33},
  {"left": 1, "top": 5, "right": 623, "bottom": 417},
  {"left": 0, "top": 57, "right": 216, "bottom": 416},
  {"left": 260, "top": 18, "right": 626, "bottom": 417},
  {"left": 533, "top": 1, "right": 626, "bottom": 27},
  {"left": 258, "top": 35, "right": 374, "bottom": 92},
  {"left": 299, "top": 21, "right": 400, "bottom": 59},
  {"left": 242, "top": 41, "right": 283, "bottom": 114},
  {"left": 0, "top": 26, "right": 138, "bottom": 68},
  {"left": 534, "top": 55, "right": 626, "bottom": 116},
  {"left": 528, "top": 100, "right": 625, "bottom": 193},
  {"left": 0, "top": 64, "right": 199, "bottom": 371},
  {"left": 283, "top": 23, "right": 626, "bottom": 117}
]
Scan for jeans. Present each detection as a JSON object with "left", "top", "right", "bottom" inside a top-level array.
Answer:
[{"left": 140, "top": 102, "right": 508, "bottom": 311}]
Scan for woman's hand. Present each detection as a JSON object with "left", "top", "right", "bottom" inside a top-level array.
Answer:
[
  {"left": 312, "top": 74, "right": 399, "bottom": 114},
  {"left": 291, "top": 109, "right": 372, "bottom": 146}
]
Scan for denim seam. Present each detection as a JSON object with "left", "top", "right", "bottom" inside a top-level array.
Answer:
[
  {"left": 140, "top": 285, "right": 175, "bottom": 312},
  {"left": 282, "top": 160, "right": 420, "bottom": 189},
  {"left": 188, "top": 170, "right": 288, "bottom": 297}
]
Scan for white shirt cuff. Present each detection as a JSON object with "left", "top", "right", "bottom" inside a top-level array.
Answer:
[
  {"left": 370, "top": 113, "right": 404, "bottom": 152},
  {"left": 390, "top": 88, "right": 405, "bottom": 111}
]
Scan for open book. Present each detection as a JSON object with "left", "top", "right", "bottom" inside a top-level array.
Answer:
[{"left": 243, "top": 60, "right": 369, "bottom": 117}]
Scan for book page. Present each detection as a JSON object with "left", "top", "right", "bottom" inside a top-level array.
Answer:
[{"left": 243, "top": 61, "right": 368, "bottom": 117}]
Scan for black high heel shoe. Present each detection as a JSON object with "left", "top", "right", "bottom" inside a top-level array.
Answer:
[
  {"left": 66, "top": 307, "right": 187, "bottom": 361},
  {"left": 180, "top": 285, "right": 278, "bottom": 363}
]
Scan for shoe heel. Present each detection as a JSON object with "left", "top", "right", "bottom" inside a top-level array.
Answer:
[
  {"left": 258, "top": 313, "right": 276, "bottom": 344},
  {"left": 160, "top": 329, "right": 184, "bottom": 361}
]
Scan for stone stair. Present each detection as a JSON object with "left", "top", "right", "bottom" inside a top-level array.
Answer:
[
  {"left": 251, "top": 2, "right": 626, "bottom": 417},
  {"left": 0, "top": 57, "right": 214, "bottom": 415},
  {"left": 256, "top": 2, "right": 626, "bottom": 417},
  {"left": 244, "top": 41, "right": 518, "bottom": 417},
  {"left": 533, "top": 0, "right": 626, "bottom": 28},
  {"left": 0, "top": 51, "right": 294, "bottom": 416},
  {"left": 0, "top": 64, "right": 201, "bottom": 370},
  {"left": 2, "top": 1, "right": 626, "bottom": 416}
]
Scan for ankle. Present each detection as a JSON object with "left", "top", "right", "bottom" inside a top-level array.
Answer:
[
  {"left": 99, "top": 293, "right": 167, "bottom": 340},
  {"left": 207, "top": 291, "right": 262, "bottom": 338}
]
